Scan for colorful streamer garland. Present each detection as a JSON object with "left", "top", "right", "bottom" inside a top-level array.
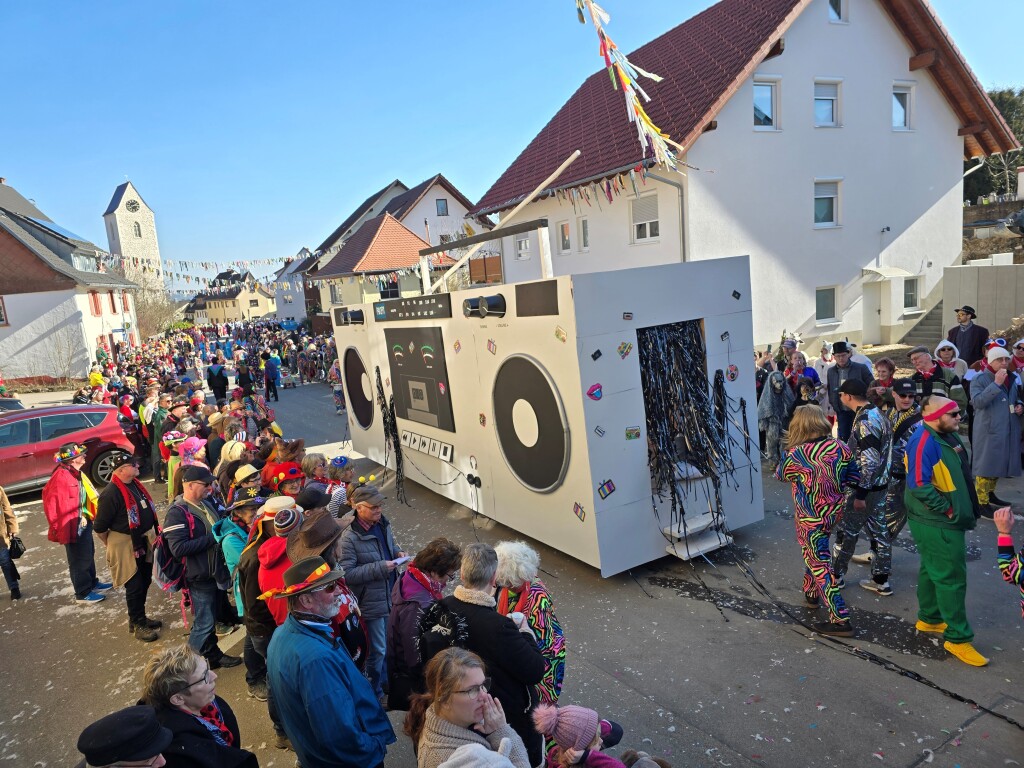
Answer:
[{"left": 574, "top": 0, "right": 679, "bottom": 169}]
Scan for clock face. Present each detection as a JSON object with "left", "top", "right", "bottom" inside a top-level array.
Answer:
[{"left": 126, "top": 199, "right": 140, "bottom": 213}]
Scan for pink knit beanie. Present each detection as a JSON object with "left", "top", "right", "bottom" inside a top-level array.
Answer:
[{"left": 532, "top": 703, "right": 599, "bottom": 751}]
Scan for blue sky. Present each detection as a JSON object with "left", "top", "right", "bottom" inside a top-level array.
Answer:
[{"left": 3, "top": 0, "right": 1020, "bottom": 293}]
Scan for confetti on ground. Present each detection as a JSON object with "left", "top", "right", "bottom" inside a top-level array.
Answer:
[{"left": 873, "top": 751, "right": 885, "bottom": 760}]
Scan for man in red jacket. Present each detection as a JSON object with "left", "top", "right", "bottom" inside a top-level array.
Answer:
[{"left": 42, "top": 442, "right": 111, "bottom": 604}]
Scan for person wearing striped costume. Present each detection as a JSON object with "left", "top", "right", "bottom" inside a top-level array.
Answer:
[
  {"left": 994, "top": 507, "right": 1024, "bottom": 618},
  {"left": 776, "top": 404, "right": 857, "bottom": 636}
]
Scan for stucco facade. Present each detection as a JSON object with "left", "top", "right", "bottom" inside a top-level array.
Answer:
[
  {"left": 203, "top": 286, "right": 276, "bottom": 325},
  {"left": 486, "top": 0, "right": 971, "bottom": 349}
]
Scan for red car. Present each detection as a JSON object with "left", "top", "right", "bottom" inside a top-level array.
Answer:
[{"left": 0, "top": 405, "right": 140, "bottom": 495}]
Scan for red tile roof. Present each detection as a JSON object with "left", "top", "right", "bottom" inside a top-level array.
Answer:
[
  {"left": 473, "top": 0, "right": 1018, "bottom": 216},
  {"left": 316, "top": 213, "right": 452, "bottom": 278}
]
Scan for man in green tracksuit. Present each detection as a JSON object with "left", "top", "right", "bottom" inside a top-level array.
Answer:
[{"left": 904, "top": 396, "right": 987, "bottom": 666}]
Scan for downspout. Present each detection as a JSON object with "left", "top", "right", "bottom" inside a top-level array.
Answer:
[{"left": 646, "top": 172, "right": 687, "bottom": 262}]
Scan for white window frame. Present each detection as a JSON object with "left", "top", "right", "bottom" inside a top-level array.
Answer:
[
  {"left": 828, "top": 0, "right": 848, "bottom": 23},
  {"left": 577, "top": 217, "right": 590, "bottom": 252},
  {"left": 892, "top": 82, "right": 914, "bottom": 131},
  {"left": 753, "top": 77, "right": 781, "bottom": 131},
  {"left": 815, "top": 286, "right": 840, "bottom": 324},
  {"left": 515, "top": 233, "right": 531, "bottom": 260},
  {"left": 630, "top": 194, "right": 660, "bottom": 243},
  {"left": 814, "top": 178, "right": 842, "bottom": 229},
  {"left": 436, "top": 199, "right": 449, "bottom": 217},
  {"left": 814, "top": 79, "right": 842, "bottom": 128},
  {"left": 903, "top": 277, "right": 921, "bottom": 311},
  {"left": 557, "top": 221, "right": 571, "bottom": 254}
]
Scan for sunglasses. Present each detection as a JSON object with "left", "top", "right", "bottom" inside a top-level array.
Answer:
[
  {"left": 947, "top": 411, "right": 963, "bottom": 418},
  {"left": 311, "top": 580, "right": 344, "bottom": 594}
]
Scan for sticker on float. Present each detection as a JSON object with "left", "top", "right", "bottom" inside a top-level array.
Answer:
[
  {"left": 384, "top": 327, "right": 456, "bottom": 433},
  {"left": 492, "top": 354, "right": 570, "bottom": 494}
]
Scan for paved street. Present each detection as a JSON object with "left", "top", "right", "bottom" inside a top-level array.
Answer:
[{"left": 2, "top": 380, "right": 1022, "bottom": 767}]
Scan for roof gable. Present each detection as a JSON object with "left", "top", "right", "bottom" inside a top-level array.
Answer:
[
  {"left": 473, "top": 0, "right": 1018, "bottom": 216},
  {"left": 314, "top": 180, "right": 408, "bottom": 254},
  {"left": 379, "top": 174, "right": 486, "bottom": 226},
  {"left": 0, "top": 182, "right": 51, "bottom": 221},
  {"left": 316, "top": 213, "right": 438, "bottom": 278}
]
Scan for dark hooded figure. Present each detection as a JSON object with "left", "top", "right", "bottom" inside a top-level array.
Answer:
[{"left": 758, "top": 370, "right": 795, "bottom": 470}]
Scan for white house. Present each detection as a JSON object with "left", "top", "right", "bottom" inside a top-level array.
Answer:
[
  {"left": 0, "top": 180, "right": 139, "bottom": 381},
  {"left": 272, "top": 248, "right": 314, "bottom": 326},
  {"left": 314, "top": 174, "right": 493, "bottom": 310},
  {"left": 103, "top": 181, "right": 165, "bottom": 291},
  {"left": 470, "top": 0, "right": 1018, "bottom": 348}
]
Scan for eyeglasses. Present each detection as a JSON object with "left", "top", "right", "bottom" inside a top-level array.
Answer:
[
  {"left": 1015, "top": 346, "right": 1024, "bottom": 351},
  {"left": 455, "top": 677, "right": 492, "bottom": 697},
  {"left": 172, "top": 665, "right": 213, "bottom": 696},
  {"left": 947, "top": 411, "right": 963, "bottom": 418},
  {"left": 311, "top": 580, "right": 344, "bottom": 594}
]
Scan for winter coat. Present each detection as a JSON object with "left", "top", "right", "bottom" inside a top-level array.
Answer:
[
  {"left": 947, "top": 322, "right": 989, "bottom": 367},
  {"left": 439, "top": 589, "right": 547, "bottom": 762},
  {"left": 339, "top": 516, "right": 401, "bottom": 619},
  {"left": 164, "top": 497, "right": 230, "bottom": 588},
  {"left": 267, "top": 615, "right": 396, "bottom": 768},
  {"left": 386, "top": 570, "right": 434, "bottom": 710},
  {"left": 904, "top": 423, "right": 978, "bottom": 531},
  {"left": 848, "top": 404, "right": 893, "bottom": 498},
  {"left": 206, "top": 364, "right": 229, "bottom": 394},
  {"left": 236, "top": 519, "right": 277, "bottom": 638},
  {"left": 212, "top": 516, "right": 249, "bottom": 612},
  {"left": 153, "top": 696, "right": 257, "bottom": 768},
  {"left": 826, "top": 362, "right": 873, "bottom": 414},
  {"left": 909, "top": 365, "right": 968, "bottom": 411},
  {"left": 969, "top": 369, "right": 1023, "bottom": 479},
  {"left": 42, "top": 465, "right": 96, "bottom": 545},
  {"left": 416, "top": 705, "right": 530, "bottom": 768},
  {"left": 0, "top": 487, "right": 19, "bottom": 547},
  {"left": 257, "top": 536, "right": 291, "bottom": 627}
]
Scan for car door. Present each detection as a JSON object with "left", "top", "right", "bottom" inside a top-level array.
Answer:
[
  {"left": 35, "top": 412, "right": 94, "bottom": 480},
  {"left": 0, "top": 417, "right": 38, "bottom": 490}
]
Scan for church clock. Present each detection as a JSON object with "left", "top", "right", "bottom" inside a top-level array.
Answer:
[{"left": 126, "top": 199, "right": 140, "bottom": 212}]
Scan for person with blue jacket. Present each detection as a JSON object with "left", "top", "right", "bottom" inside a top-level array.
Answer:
[{"left": 265, "top": 556, "right": 396, "bottom": 768}]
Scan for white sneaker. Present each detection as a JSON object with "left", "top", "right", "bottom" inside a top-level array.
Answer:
[
  {"left": 859, "top": 579, "right": 893, "bottom": 596},
  {"left": 850, "top": 551, "right": 874, "bottom": 565}
]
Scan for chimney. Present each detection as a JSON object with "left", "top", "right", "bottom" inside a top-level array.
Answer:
[{"left": 0, "top": 178, "right": 5, "bottom": 185}]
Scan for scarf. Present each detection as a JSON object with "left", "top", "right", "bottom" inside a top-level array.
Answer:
[
  {"left": 407, "top": 566, "right": 443, "bottom": 600},
  {"left": 937, "top": 359, "right": 956, "bottom": 370},
  {"left": 194, "top": 701, "right": 233, "bottom": 747},
  {"left": 112, "top": 476, "right": 155, "bottom": 555},
  {"left": 874, "top": 377, "right": 893, "bottom": 389},
  {"left": 918, "top": 366, "right": 934, "bottom": 380},
  {"left": 497, "top": 582, "right": 531, "bottom": 615},
  {"left": 65, "top": 465, "right": 99, "bottom": 522}
]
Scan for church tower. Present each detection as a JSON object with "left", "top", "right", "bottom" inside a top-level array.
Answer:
[{"left": 103, "top": 181, "right": 165, "bottom": 291}]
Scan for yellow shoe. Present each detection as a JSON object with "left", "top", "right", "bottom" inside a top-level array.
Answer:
[
  {"left": 915, "top": 620, "right": 948, "bottom": 634},
  {"left": 943, "top": 641, "right": 989, "bottom": 667}
]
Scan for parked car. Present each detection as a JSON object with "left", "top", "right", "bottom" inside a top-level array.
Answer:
[
  {"left": 0, "top": 405, "right": 140, "bottom": 494},
  {"left": 0, "top": 397, "right": 25, "bottom": 412}
]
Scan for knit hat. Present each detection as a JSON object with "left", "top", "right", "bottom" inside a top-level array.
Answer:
[
  {"left": 987, "top": 346, "right": 1011, "bottom": 363},
  {"left": 269, "top": 461, "right": 305, "bottom": 491},
  {"left": 274, "top": 505, "right": 304, "bottom": 536},
  {"left": 533, "top": 703, "right": 599, "bottom": 752},
  {"left": 438, "top": 742, "right": 516, "bottom": 767}
]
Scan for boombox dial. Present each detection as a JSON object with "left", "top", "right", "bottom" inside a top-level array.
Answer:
[{"left": 463, "top": 294, "right": 506, "bottom": 319}]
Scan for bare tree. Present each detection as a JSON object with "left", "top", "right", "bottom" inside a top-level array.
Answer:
[{"left": 131, "top": 288, "right": 180, "bottom": 339}]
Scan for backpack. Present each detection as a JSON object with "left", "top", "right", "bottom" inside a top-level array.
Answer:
[
  {"left": 416, "top": 600, "right": 470, "bottom": 665},
  {"left": 152, "top": 503, "right": 194, "bottom": 592}
]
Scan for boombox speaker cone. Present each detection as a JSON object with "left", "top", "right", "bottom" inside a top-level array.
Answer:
[{"left": 344, "top": 347, "right": 374, "bottom": 430}]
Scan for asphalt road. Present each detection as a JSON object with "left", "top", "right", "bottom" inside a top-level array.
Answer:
[{"left": 2, "top": 380, "right": 1022, "bottom": 767}]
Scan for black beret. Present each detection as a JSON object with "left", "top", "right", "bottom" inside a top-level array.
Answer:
[{"left": 77, "top": 706, "right": 172, "bottom": 766}]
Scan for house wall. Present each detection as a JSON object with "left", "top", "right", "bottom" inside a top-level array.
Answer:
[
  {"left": 943, "top": 263, "right": 1024, "bottom": 335},
  {"left": 487, "top": 0, "right": 965, "bottom": 349},
  {"left": 0, "top": 289, "right": 91, "bottom": 379},
  {"left": 401, "top": 185, "right": 487, "bottom": 247}
]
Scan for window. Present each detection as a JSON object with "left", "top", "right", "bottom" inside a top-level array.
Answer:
[
  {"left": 754, "top": 80, "right": 779, "bottom": 129},
  {"left": 631, "top": 195, "right": 660, "bottom": 242},
  {"left": 828, "top": 0, "right": 846, "bottom": 22},
  {"left": 89, "top": 290, "right": 102, "bottom": 315},
  {"left": 903, "top": 277, "right": 920, "bottom": 310},
  {"left": 0, "top": 296, "right": 7, "bottom": 327},
  {"left": 893, "top": 84, "right": 913, "bottom": 130},
  {"left": 578, "top": 217, "right": 590, "bottom": 251},
  {"left": 249, "top": 299, "right": 259, "bottom": 308},
  {"left": 436, "top": 199, "right": 449, "bottom": 217},
  {"left": 439, "top": 234, "right": 453, "bottom": 245},
  {"left": 816, "top": 287, "right": 838, "bottom": 322},
  {"left": 814, "top": 180, "right": 840, "bottom": 227},
  {"left": 39, "top": 413, "right": 91, "bottom": 442},
  {"left": 330, "top": 284, "right": 343, "bottom": 304},
  {"left": 0, "top": 420, "right": 30, "bottom": 448},
  {"left": 814, "top": 81, "right": 840, "bottom": 127},
  {"left": 82, "top": 412, "right": 107, "bottom": 427},
  {"left": 108, "top": 290, "right": 118, "bottom": 313},
  {"left": 557, "top": 221, "right": 571, "bottom": 254},
  {"left": 133, "top": 222, "right": 142, "bottom": 238},
  {"left": 515, "top": 234, "right": 531, "bottom": 260},
  {"left": 380, "top": 277, "right": 400, "bottom": 300},
  {"left": 121, "top": 291, "right": 131, "bottom": 312}
]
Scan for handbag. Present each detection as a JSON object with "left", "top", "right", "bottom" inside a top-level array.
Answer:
[{"left": 8, "top": 535, "right": 26, "bottom": 560}]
